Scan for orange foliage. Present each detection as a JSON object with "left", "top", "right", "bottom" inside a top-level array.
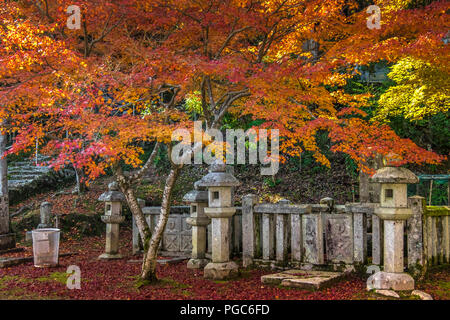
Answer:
[{"left": 1, "top": 0, "right": 446, "bottom": 181}]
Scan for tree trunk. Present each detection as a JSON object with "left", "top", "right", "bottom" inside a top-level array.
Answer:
[
  {"left": 0, "top": 127, "right": 10, "bottom": 235},
  {"left": 140, "top": 166, "right": 180, "bottom": 282},
  {"left": 116, "top": 172, "right": 152, "bottom": 252}
]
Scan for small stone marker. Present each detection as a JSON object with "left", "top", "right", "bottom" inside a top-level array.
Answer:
[
  {"left": 261, "top": 269, "right": 345, "bottom": 290},
  {"left": 37, "top": 202, "right": 53, "bottom": 229}
]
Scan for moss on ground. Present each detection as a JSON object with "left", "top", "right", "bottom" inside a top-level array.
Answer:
[{"left": 37, "top": 271, "right": 69, "bottom": 285}]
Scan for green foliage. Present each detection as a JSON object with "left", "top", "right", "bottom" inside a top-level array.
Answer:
[
  {"left": 388, "top": 113, "right": 450, "bottom": 155},
  {"left": 37, "top": 272, "right": 69, "bottom": 285},
  {"left": 264, "top": 177, "right": 282, "bottom": 188},
  {"left": 184, "top": 91, "right": 203, "bottom": 116},
  {"left": 345, "top": 67, "right": 449, "bottom": 157},
  {"left": 344, "top": 154, "right": 358, "bottom": 179}
]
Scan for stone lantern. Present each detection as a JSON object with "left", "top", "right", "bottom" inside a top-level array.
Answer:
[
  {"left": 183, "top": 181, "right": 210, "bottom": 269},
  {"left": 98, "top": 182, "right": 126, "bottom": 260},
  {"left": 197, "top": 161, "right": 241, "bottom": 280},
  {"left": 367, "top": 167, "right": 418, "bottom": 291}
]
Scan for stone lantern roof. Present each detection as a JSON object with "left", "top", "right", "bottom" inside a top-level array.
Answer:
[
  {"left": 197, "top": 162, "right": 241, "bottom": 188},
  {"left": 98, "top": 182, "right": 126, "bottom": 202},
  {"left": 183, "top": 187, "right": 208, "bottom": 203},
  {"left": 371, "top": 167, "right": 419, "bottom": 184}
]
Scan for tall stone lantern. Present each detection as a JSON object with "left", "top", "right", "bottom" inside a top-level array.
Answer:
[
  {"left": 183, "top": 181, "right": 210, "bottom": 269},
  {"left": 98, "top": 182, "right": 126, "bottom": 260},
  {"left": 197, "top": 162, "right": 241, "bottom": 280},
  {"left": 367, "top": 167, "right": 418, "bottom": 291}
]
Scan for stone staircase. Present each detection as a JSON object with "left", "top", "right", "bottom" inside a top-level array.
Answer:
[
  {"left": 8, "top": 156, "right": 51, "bottom": 191},
  {"left": 7, "top": 156, "right": 75, "bottom": 204}
]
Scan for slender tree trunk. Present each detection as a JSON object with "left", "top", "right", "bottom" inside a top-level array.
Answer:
[
  {"left": 0, "top": 126, "right": 10, "bottom": 235},
  {"left": 140, "top": 166, "right": 180, "bottom": 281},
  {"left": 116, "top": 171, "right": 152, "bottom": 252}
]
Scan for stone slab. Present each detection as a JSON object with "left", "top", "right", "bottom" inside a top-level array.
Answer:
[
  {"left": 98, "top": 253, "right": 123, "bottom": 260},
  {"left": 261, "top": 270, "right": 344, "bottom": 290},
  {"left": 0, "top": 252, "right": 77, "bottom": 268},
  {"left": 412, "top": 290, "right": 433, "bottom": 300},
  {"left": 375, "top": 289, "right": 400, "bottom": 298}
]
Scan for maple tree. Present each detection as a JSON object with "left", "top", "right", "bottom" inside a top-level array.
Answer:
[{"left": 1, "top": 0, "right": 447, "bottom": 282}]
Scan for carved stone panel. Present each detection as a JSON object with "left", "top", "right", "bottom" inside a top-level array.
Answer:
[
  {"left": 325, "top": 214, "right": 354, "bottom": 264},
  {"left": 163, "top": 216, "right": 182, "bottom": 252},
  {"left": 302, "top": 214, "right": 324, "bottom": 264}
]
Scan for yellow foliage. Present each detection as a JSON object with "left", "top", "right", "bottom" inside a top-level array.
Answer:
[{"left": 376, "top": 58, "right": 449, "bottom": 121}]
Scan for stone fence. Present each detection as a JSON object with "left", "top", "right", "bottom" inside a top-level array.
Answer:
[
  {"left": 422, "top": 206, "right": 450, "bottom": 265},
  {"left": 132, "top": 205, "right": 242, "bottom": 256},
  {"left": 406, "top": 197, "right": 449, "bottom": 269},
  {"left": 241, "top": 196, "right": 371, "bottom": 270},
  {"left": 129, "top": 196, "right": 448, "bottom": 271}
]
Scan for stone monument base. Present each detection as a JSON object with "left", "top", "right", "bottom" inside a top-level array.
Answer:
[
  {"left": 367, "top": 271, "right": 414, "bottom": 291},
  {"left": 204, "top": 261, "right": 239, "bottom": 280},
  {"left": 98, "top": 253, "right": 123, "bottom": 260},
  {"left": 0, "top": 233, "right": 15, "bottom": 250},
  {"left": 187, "top": 258, "right": 209, "bottom": 269}
]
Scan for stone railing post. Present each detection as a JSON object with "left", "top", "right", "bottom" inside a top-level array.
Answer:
[
  {"left": 303, "top": 205, "right": 324, "bottom": 265},
  {"left": 346, "top": 203, "right": 369, "bottom": 264},
  {"left": 98, "top": 182, "right": 125, "bottom": 260},
  {"left": 407, "top": 196, "right": 425, "bottom": 272},
  {"left": 242, "top": 194, "right": 258, "bottom": 267},
  {"left": 197, "top": 162, "right": 241, "bottom": 280},
  {"left": 371, "top": 209, "right": 383, "bottom": 266},
  {"left": 183, "top": 182, "right": 210, "bottom": 269}
]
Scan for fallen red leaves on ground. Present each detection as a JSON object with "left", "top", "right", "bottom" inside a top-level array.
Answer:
[{"left": 1, "top": 230, "right": 448, "bottom": 300}]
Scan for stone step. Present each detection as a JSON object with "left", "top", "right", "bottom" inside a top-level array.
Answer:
[
  {"left": 9, "top": 159, "right": 50, "bottom": 167},
  {"left": 8, "top": 179, "right": 35, "bottom": 187},
  {"left": 9, "top": 165, "right": 50, "bottom": 172},
  {"left": 9, "top": 174, "right": 42, "bottom": 180},
  {"left": 11, "top": 161, "right": 48, "bottom": 167}
]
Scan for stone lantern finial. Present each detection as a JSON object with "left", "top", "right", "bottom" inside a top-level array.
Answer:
[{"left": 108, "top": 181, "right": 119, "bottom": 191}]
